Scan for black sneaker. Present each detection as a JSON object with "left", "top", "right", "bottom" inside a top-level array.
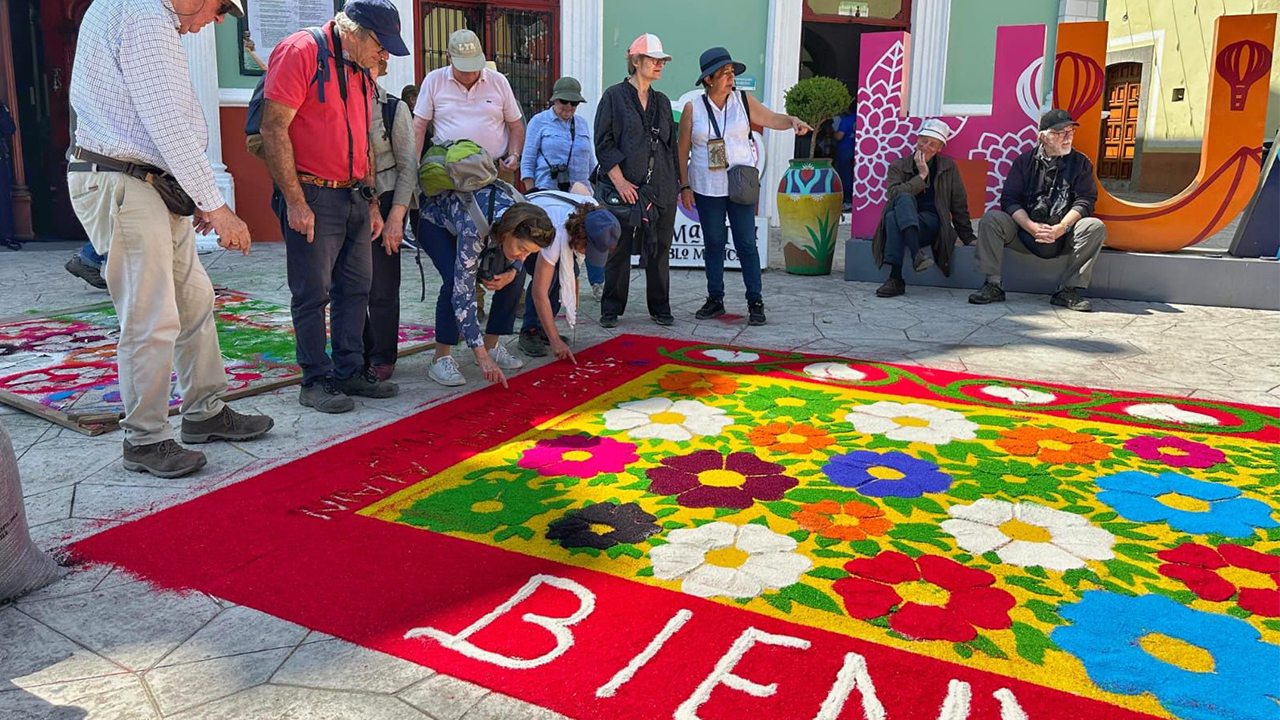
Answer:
[
  {"left": 876, "top": 277, "right": 906, "bottom": 297},
  {"left": 181, "top": 406, "right": 274, "bottom": 444},
  {"left": 651, "top": 313, "right": 675, "bottom": 327},
  {"left": 694, "top": 297, "right": 726, "bottom": 320},
  {"left": 65, "top": 255, "right": 107, "bottom": 290},
  {"left": 968, "top": 282, "right": 1006, "bottom": 305},
  {"left": 518, "top": 329, "right": 548, "bottom": 357},
  {"left": 299, "top": 378, "right": 355, "bottom": 413},
  {"left": 1050, "top": 287, "right": 1093, "bottom": 312},
  {"left": 599, "top": 314, "right": 619, "bottom": 329},
  {"left": 337, "top": 368, "right": 399, "bottom": 398},
  {"left": 748, "top": 301, "right": 767, "bottom": 326},
  {"left": 122, "top": 439, "right": 207, "bottom": 479}
]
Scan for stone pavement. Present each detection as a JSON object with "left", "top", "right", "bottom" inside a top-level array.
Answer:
[{"left": 1, "top": 238, "right": 1277, "bottom": 719}]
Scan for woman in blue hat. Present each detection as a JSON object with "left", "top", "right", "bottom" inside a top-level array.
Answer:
[{"left": 677, "top": 47, "right": 811, "bottom": 326}]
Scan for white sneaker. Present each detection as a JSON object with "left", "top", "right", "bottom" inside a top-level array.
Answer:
[
  {"left": 489, "top": 343, "right": 525, "bottom": 370},
  {"left": 591, "top": 283, "right": 604, "bottom": 301},
  {"left": 428, "top": 356, "right": 466, "bottom": 387}
]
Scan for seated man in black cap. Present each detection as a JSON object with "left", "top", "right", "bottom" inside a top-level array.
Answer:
[{"left": 969, "top": 109, "right": 1106, "bottom": 312}]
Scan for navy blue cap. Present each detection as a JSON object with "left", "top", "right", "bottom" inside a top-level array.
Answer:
[
  {"left": 584, "top": 209, "right": 621, "bottom": 268},
  {"left": 1039, "top": 108, "right": 1080, "bottom": 132},
  {"left": 698, "top": 47, "right": 746, "bottom": 84},
  {"left": 345, "top": 0, "right": 410, "bottom": 57}
]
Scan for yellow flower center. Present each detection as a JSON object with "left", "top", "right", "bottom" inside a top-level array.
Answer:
[
  {"left": 470, "top": 500, "right": 504, "bottom": 514},
  {"left": 698, "top": 469, "right": 746, "bottom": 487},
  {"left": 896, "top": 580, "right": 950, "bottom": 607},
  {"left": 831, "top": 513, "right": 864, "bottom": 527},
  {"left": 892, "top": 416, "right": 930, "bottom": 428},
  {"left": 866, "top": 466, "right": 906, "bottom": 481},
  {"left": 561, "top": 450, "right": 593, "bottom": 462},
  {"left": 650, "top": 411, "right": 686, "bottom": 425},
  {"left": 704, "top": 546, "right": 750, "bottom": 569},
  {"left": 999, "top": 518, "right": 1053, "bottom": 544},
  {"left": 1138, "top": 633, "right": 1216, "bottom": 673},
  {"left": 1218, "top": 565, "right": 1274, "bottom": 591},
  {"left": 1157, "top": 493, "right": 1212, "bottom": 513},
  {"left": 1161, "top": 447, "right": 1191, "bottom": 457},
  {"left": 776, "top": 397, "right": 805, "bottom": 407},
  {"left": 1039, "top": 440, "right": 1075, "bottom": 452},
  {"left": 1000, "top": 473, "right": 1030, "bottom": 485},
  {"left": 777, "top": 432, "right": 807, "bottom": 445},
  {"left": 589, "top": 523, "right": 615, "bottom": 536}
]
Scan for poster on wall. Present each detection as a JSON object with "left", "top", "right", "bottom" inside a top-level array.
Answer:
[
  {"left": 631, "top": 206, "right": 770, "bottom": 270},
  {"left": 239, "top": 0, "right": 342, "bottom": 75}
]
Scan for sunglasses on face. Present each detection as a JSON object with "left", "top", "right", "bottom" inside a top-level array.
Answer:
[
  {"left": 644, "top": 57, "right": 668, "bottom": 67},
  {"left": 556, "top": 99, "right": 581, "bottom": 107}
]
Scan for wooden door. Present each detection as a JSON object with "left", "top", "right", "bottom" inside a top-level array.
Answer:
[{"left": 1099, "top": 62, "right": 1141, "bottom": 180}]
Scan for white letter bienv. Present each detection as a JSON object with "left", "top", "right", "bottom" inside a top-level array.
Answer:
[
  {"left": 674, "top": 627, "right": 812, "bottom": 720},
  {"left": 596, "top": 609, "right": 694, "bottom": 698},
  {"left": 403, "top": 574, "right": 595, "bottom": 670}
]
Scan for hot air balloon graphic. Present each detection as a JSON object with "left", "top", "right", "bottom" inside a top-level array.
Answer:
[
  {"left": 1053, "top": 51, "right": 1104, "bottom": 118},
  {"left": 1216, "top": 39, "right": 1271, "bottom": 111}
]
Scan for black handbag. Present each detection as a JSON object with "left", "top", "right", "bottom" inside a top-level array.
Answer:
[
  {"left": 475, "top": 187, "right": 510, "bottom": 281},
  {"left": 147, "top": 172, "right": 197, "bottom": 217},
  {"left": 703, "top": 90, "right": 760, "bottom": 206}
]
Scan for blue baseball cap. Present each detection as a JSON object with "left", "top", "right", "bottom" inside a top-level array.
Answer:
[
  {"left": 344, "top": 0, "right": 410, "bottom": 57},
  {"left": 584, "top": 209, "right": 621, "bottom": 268}
]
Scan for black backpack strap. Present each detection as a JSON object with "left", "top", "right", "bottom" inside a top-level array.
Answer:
[{"left": 305, "top": 27, "right": 330, "bottom": 103}]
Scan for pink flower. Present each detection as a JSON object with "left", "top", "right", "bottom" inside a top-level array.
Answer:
[
  {"left": 1123, "top": 435, "right": 1226, "bottom": 469},
  {"left": 518, "top": 434, "right": 639, "bottom": 478}
]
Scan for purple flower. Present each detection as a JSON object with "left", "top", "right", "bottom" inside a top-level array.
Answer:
[
  {"left": 646, "top": 450, "right": 797, "bottom": 510},
  {"left": 824, "top": 450, "right": 953, "bottom": 497}
]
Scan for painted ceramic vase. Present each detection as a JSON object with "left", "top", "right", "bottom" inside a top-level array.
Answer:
[{"left": 777, "top": 158, "right": 843, "bottom": 275}]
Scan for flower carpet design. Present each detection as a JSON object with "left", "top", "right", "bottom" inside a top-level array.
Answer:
[{"left": 72, "top": 336, "right": 1280, "bottom": 720}]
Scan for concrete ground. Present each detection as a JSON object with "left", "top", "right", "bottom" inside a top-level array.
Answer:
[{"left": 1, "top": 236, "right": 1277, "bottom": 719}]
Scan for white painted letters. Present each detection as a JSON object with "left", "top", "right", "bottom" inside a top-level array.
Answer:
[
  {"left": 674, "top": 627, "right": 811, "bottom": 720},
  {"left": 596, "top": 609, "right": 694, "bottom": 698},
  {"left": 813, "top": 652, "right": 886, "bottom": 720}
]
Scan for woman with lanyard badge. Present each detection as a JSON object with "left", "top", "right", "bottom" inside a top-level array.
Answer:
[
  {"left": 677, "top": 47, "right": 811, "bottom": 326},
  {"left": 521, "top": 77, "right": 603, "bottom": 299}
]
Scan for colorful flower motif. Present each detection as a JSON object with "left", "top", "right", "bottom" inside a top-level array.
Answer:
[
  {"left": 397, "top": 477, "right": 563, "bottom": 535},
  {"left": 602, "top": 397, "right": 732, "bottom": 442},
  {"left": 748, "top": 422, "right": 835, "bottom": 455},
  {"left": 649, "top": 521, "right": 811, "bottom": 598},
  {"left": 545, "top": 502, "right": 661, "bottom": 550},
  {"left": 823, "top": 450, "right": 953, "bottom": 498},
  {"left": 646, "top": 450, "right": 797, "bottom": 509},
  {"left": 792, "top": 499, "right": 892, "bottom": 541},
  {"left": 844, "top": 401, "right": 979, "bottom": 445},
  {"left": 517, "top": 434, "right": 639, "bottom": 478},
  {"left": 832, "top": 551, "right": 1016, "bottom": 642},
  {"left": 701, "top": 349, "right": 760, "bottom": 363},
  {"left": 740, "top": 384, "right": 842, "bottom": 421},
  {"left": 1052, "top": 591, "right": 1280, "bottom": 720},
  {"left": 1097, "top": 471, "right": 1278, "bottom": 538},
  {"left": 940, "top": 499, "right": 1116, "bottom": 571},
  {"left": 1125, "top": 403, "right": 1220, "bottom": 426},
  {"left": 994, "top": 426, "right": 1112, "bottom": 465},
  {"left": 1123, "top": 435, "right": 1226, "bottom": 469},
  {"left": 978, "top": 384, "right": 1056, "bottom": 405},
  {"left": 658, "top": 371, "right": 739, "bottom": 398},
  {"left": 1156, "top": 542, "right": 1280, "bottom": 617},
  {"left": 803, "top": 362, "right": 867, "bottom": 382},
  {"left": 955, "top": 458, "right": 1063, "bottom": 501}
]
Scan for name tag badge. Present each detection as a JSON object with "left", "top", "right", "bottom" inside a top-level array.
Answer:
[{"left": 707, "top": 138, "right": 728, "bottom": 170}]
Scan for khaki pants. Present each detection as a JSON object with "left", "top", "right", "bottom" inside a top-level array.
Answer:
[
  {"left": 68, "top": 171, "right": 227, "bottom": 445},
  {"left": 976, "top": 210, "right": 1106, "bottom": 290}
]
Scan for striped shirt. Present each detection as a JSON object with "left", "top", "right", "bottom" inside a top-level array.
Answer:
[{"left": 69, "top": 0, "right": 224, "bottom": 212}]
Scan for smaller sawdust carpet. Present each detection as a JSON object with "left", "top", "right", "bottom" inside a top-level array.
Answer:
[
  {"left": 0, "top": 289, "right": 434, "bottom": 434},
  {"left": 72, "top": 335, "right": 1279, "bottom": 720}
]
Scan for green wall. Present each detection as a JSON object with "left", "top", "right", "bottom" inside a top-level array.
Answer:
[
  {"left": 216, "top": 21, "right": 260, "bottom": 89},
  {"left": 943, "top": 0, "right": 1061, "bottom": 105},
  {"left": 602, "top": 0, "right": 771, "bottom": 100}
]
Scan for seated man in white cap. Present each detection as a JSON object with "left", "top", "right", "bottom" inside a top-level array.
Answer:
[{"left": 869, "top": 119, "right": 976, "bottom": 297}]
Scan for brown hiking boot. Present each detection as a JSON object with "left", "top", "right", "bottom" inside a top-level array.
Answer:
[
  {"left": 180, "top": 406, "right": 274, "bottom": 444},
  {"left": 122, "top": 440, "right": 207, "bottom": 479}
]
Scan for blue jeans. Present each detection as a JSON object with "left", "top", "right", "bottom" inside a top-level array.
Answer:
[
  {"left": 585, "top": 261, "right": 604, "bottom": 286},
  {"left": 695, "top": 193, "right": 762, "bottom": 303},
  {"left": 419, "top": 217, "right": 523, "bottom": 345},
  {"left": 79, "top": 241, "right": 106, "bottom": 268},
  {"left": 883, "top": 194, "right": 940, "bottom": 266},
  {"left": 273, "top": 185, "right": 372, "bottom": 385},
  {"left": 521, "top": 260, "right": 580, "bottom": 334}
]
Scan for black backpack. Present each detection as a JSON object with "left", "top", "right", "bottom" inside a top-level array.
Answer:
[
  {"left": 244, "top": 27, "right": 330, "bottom": 158},
  {"left": 380, "top": 93, "right": 400, "bottom": 142}
]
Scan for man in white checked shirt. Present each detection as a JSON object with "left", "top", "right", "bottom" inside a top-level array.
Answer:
[{"left": 67, "top": 0, "right": 273, "bottom": 479}]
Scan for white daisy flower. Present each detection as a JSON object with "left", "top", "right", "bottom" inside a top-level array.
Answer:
[
  {"left": 1125, "top": 403, "right": 1220, "bottom": 426},
  {"left": 844, "top": 401, "right": 979, "bottom": 445},
  {"left": 940, "top": 499, "right": 1115, "bottom": 571},
  {"left": 702, "top": 349, "right": 761, "bottom": 363},
  {"left": 602, "top": 397, "right": 732, "bottom": 442},
  {"left": 979, "top": 385, "right": 1056, "bottom": 405},
  {"left": 649, "top": 521, "right": 812, "bottom": 599},
  {"left": 803, "top": 362, "right": 868, "bottom": 382}
]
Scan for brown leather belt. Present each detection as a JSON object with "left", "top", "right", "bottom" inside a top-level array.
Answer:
[{"left": 298, "top": 174, "right": 357, "bottom": 189}]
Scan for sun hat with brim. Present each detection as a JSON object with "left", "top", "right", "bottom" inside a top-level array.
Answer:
[
  {"left": 447, "top": 28, "right": 486, "bottom": 71},
  {"left": 345, "top": 0, "right": 411, "bottom": 57},
  {"left": 223, "top": 0, "right": 245, "bottom": 18},
  {"left": 550, "top": 77, "right": 586, "bottom": 104},
  {"left": 628, "top": 33, "right": 672, "bottom": 61},
  {"left": 584, "top": 209, "right": 621, "bottom": 268},
  {"left": 698, "top": 47, "right": 746, "bottom": 83},
  {"left": 1039, "top": 108, "right": 1080, "bottom": 132}
]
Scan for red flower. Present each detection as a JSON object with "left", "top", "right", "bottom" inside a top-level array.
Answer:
[
  {"left": 832, "top": 551, "right": 1016, "bottom": 642},
  {"left": 1157, "top": 542, "right": 1280, "bottom": 617}
]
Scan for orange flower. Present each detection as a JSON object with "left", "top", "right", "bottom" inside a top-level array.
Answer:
[
  {"left": 658, "top": 371, "right": 739, "bottom": 398},
  {"left": 793, "top": 500, "right": 892, "bottom": 541},
  {"left": 995, "top": 426, "right": 1112, "bottom": 464},
  {"left": 748, "top": 422, "right": 835, "bottom": 455}
]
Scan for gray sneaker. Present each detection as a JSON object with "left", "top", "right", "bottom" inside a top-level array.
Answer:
[
  {"left": 299, "top": 378, "right": 355, "bottom": 413},
  {"left": 65, "top": 255, "right": 107, "bottom": 290},
  {"left": 122, "top": 439, "right": 207, "bottom": 479},
  {"left": 181, "top": 406, "right": 274, "bottom": 444},
  {"left": 336, "top": 368, "right": 399, "bottom": 398},
  {"left": 518, "top": 330, "right": 548, "bottom": 357}
]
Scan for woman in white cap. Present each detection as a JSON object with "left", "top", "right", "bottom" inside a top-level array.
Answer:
[{"left": 869, "top": 118, "right": 976, "bottom": 298}]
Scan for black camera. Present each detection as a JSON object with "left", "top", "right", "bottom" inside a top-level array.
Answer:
[
  {"left": 548, "top": 163, "right": 570, "bottom": 191},
  {"left": 352, "top": 184, "right": 377, "bottom": 203}
]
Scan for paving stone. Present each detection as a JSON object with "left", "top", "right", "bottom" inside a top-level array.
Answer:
[
  {"left": 462, "top": 692, "right": 573, "bottom": 720},
  {"left": 0, "top": 607, "right": 125, "bottom": 689},
  {"left": 271, "top": 638, "right": 434, "bottom": 694},
  {"left": 158, "top": 606, "right": 309, "bottom": 666},
  {"left": 0, "top": 673, "right": 157, "bottom": 720},
  {"left": 13, "top": 563, "right": 114, "bottom": 604},
  {"left": 70, "top": 484, "right": 191, "bottom": 522},
  {"left": 166, "top": 683, "right": 426, "bottom": 720},
  {"left": 144, "top": 648, "right": 291, "bottom": 716},
  {"left": 398, "top": 674, "right": 490, "bottom": 720},
  {"left": 22, "top": 485, "right": 75, "bottom": 528}
]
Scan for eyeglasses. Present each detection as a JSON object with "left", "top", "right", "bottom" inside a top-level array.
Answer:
[
  {"left": 1048, "top": 127, "right": 1077, "bottom": 138},
  {"left": 556, "top": 100, "right": 582, "bottom": 107},
  {"left": 644, "top": 57, "right": 668, "bottom": 66}
]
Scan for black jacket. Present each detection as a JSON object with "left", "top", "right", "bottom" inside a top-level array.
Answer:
[
  {"left": 999, "top": 147, "right": 1097, "bottom": 220},
  {"left": 594, "top": 79, "right": 678, "bottom": 209}
]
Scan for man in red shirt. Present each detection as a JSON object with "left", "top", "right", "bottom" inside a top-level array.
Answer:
[{"left": 261, "top": 0, "right": 409, "bottom": 413}]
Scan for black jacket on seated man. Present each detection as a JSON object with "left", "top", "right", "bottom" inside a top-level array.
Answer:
[{"left": 998, "top": 147, "right": 1098, "bottom": 258}]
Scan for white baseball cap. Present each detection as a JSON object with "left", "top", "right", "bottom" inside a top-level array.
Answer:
[
  {"left": 627, "top": 33, "right": 672, "bottom": 61},
  {"left": 919, "top": 118, "right": 951, "bottom": 144}
]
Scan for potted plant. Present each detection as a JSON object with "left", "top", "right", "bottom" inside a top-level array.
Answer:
[{"left": 778, "top": 76, "right": 852, "bottom": 275}]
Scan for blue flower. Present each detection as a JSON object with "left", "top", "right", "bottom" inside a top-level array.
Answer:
[
  {"left": 1052, "top": 591, "right": 1280, "bottom": 720},
  {"left": 1096, "top": 470, "right": 1277, "bottom": 538},
  {"left": 823, "top": 450, "right": 952, "bottom": 498}
]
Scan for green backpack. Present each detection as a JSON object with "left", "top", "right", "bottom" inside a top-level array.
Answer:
[{"left": 419, "top": 138, "right": 525, "bottom": 237}]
